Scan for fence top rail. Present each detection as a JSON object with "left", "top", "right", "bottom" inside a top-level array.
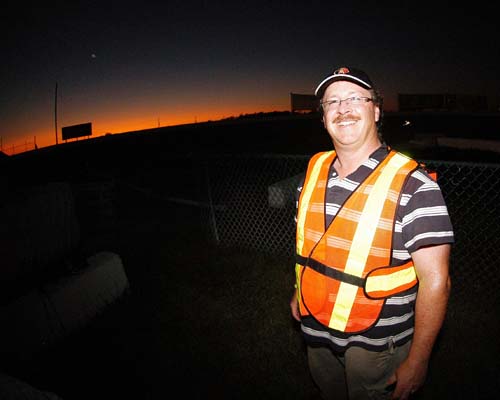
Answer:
[
  {"left": 421, "top": 159, "right": 500, "bottom": 169},
  {"left": 203, "top": 153, "right": 500, "bottom": 168},
  {"left": 204, "top": 153, "right": 311, "bottom": 161}
]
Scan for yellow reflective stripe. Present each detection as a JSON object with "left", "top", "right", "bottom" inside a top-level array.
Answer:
[
  {"left": 296, "top": 151, "right": 334, "bottom": 253},
  {"left": 329, "top": 153, "right": 410, "bottom": 331},
  {"left": 331, "top": 282, "right": 358, "bottom": 329},
  {"left": 365, "top": 267, "right": 417, "bottom": 294},
  {"left": 295, "top": 263, "right": 301, "bottom": 290}
]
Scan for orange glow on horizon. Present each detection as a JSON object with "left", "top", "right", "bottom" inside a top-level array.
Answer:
[{"left": 1, "top": 103, "right": 289, "bottom": 155}]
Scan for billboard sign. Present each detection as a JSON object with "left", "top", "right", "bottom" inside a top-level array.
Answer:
[{"left": 62, "top": 122, "right": 92, "bottom": 140}]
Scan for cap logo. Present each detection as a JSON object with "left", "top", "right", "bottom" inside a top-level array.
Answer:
[
  {"left": 314, "top": 66, "right": 372, "bottom": 97},
  {"left": 335, "top": 67, "right": 350, "bottom": 75}
]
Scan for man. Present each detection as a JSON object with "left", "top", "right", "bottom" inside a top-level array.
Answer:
[{"left": 290, "top": 66, "right": 454, "bottom": 400}]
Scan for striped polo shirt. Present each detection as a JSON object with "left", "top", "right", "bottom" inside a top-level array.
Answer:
[{"left": 296, "top": 145, "right": 454, "bottom": 352}]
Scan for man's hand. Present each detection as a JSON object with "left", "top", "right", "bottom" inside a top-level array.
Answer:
[
  {"left": 389, "top": 243, "right": 451, "bottom": 399},
  {"left": 388, "top": 358, "right": 428, "bottom": 399}
]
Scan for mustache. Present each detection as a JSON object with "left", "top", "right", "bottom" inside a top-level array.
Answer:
[{"left": 333, "top": 115, "right": 360, "bottom": 124}]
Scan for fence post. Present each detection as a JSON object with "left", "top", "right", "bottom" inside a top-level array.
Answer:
[{"left": 204, "top": 158, "right": 220, "bottom": 245}]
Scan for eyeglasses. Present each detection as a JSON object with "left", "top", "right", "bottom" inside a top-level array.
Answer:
[{"left": 320, "top": 96, "right": 373, "bottom": 111}]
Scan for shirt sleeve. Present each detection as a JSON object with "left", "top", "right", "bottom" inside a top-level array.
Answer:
[{"left": 399, "top": 168, "right": 455, "bottom": 254}]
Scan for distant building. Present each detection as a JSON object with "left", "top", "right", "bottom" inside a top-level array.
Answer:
[
  {"left": 398, "top": 93, "right": 490, "bottom": 112},
  {"left": 290, "top": 93, "right": 319, "bottom": 113}
]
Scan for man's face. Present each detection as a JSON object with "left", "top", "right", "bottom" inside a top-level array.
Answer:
[{"left": 321, "top": 81, "right": 380, "bottom": 149}]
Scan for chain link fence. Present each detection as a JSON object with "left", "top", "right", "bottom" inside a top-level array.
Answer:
[
  {"left": 122, "top": 153, "right": 500, "bottom": 311},
  {"left": 118, "top": 152, "right": 500, "bottom": 326},
  {"left": 188, "top": 154, "right": 500, "bottom": 392}
]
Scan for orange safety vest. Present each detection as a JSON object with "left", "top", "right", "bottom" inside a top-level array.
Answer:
[{"left": 295, "top": 149, "right": 420, "bottom": 333}]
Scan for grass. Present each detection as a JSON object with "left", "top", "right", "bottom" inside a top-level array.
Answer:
[{"left": 3, "top": 197, "right": 319, "bottom": 399}]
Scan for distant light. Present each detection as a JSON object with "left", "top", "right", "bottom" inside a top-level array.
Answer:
[
  {"left": 91, "top": 53, "right": 97, "bottom": 59},
  {"left": 402, "top": 120, "right": 411, "bottom": 126}
]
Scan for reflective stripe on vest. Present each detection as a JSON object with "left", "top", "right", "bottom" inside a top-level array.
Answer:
[
  {"left": 364, "top": 261, "right": 417, "bottom": 299},
  {"left": 296, "top": 151, "right": 334, "bottom": 254},
  {"left": 295, "top": 151, "right": 334, "bottom": 304},
  {"left": 296, "top": 150, "right": 419, "bottom": 333}
]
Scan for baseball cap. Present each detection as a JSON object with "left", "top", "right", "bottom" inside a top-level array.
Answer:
[{"left": 314, "top": 66, "right": 374, "bottom": 98}]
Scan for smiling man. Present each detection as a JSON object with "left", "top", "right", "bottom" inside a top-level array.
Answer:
[{"left": 290, "top": 67, "right": 454, "bottom": 400}]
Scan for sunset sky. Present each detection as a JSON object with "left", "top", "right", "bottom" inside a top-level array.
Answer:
[{"left": 2, "top": 1, "right": 497, "bottom": 154}]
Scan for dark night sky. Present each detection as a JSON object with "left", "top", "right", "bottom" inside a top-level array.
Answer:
[{"left": 1, "top": 0, "right": 498, "bottom": 152}]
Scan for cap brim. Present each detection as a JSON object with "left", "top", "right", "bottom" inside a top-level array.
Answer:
[{"left": 315, "top": 75, "right": 372, "bottom": 97}]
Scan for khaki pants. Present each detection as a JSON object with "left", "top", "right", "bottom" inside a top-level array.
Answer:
[{"left": 307, "top": 341, "right": 411, "bottom": 400}]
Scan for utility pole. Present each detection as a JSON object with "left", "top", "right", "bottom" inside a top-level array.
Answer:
[{"left": 54, "top": 82, "right": 58, "bottom": 145}]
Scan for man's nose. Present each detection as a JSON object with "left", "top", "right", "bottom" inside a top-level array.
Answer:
[{"left": 337, "top": 99, "right": 352, "bottom": 111}]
